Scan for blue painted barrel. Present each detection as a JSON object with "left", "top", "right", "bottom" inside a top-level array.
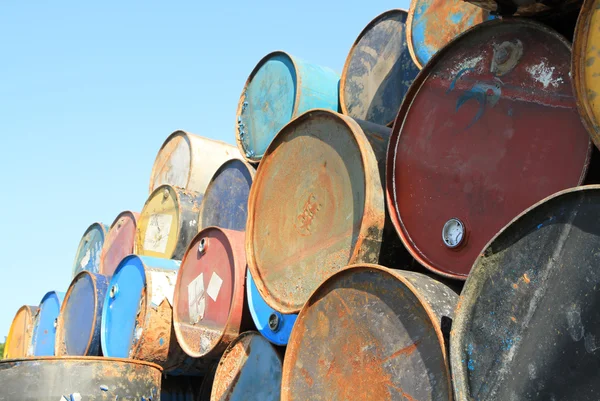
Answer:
[
  {"left": 30, "top": 291, "right": 65, "bottom": 356},
  {"left": 55, "top": 271, "right": 109, "bottom": 356},
  {"left": 198, "top": 159, "right": 255, "bottom": 232},
  {"left": 246, "top": 270, "right": 297, "bottom": 346},
  {"left": 72, "top": 222, "right": 109, "bottom": 278},
  {"left": 236, "top": 51, "right": 340, "bottom": 163}
]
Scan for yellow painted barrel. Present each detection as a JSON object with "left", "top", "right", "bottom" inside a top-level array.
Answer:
[{"left": 4, "top": 305, "right": 38, "bottom": 359}]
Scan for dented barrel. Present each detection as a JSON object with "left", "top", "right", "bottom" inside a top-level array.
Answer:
[
  {"left": 387, "top": 19, "right": 591, "bottom": 280},
  {"left": 72, "top": 222, "right": 109, "bottom": 277},
  {"left": 55, "top": 271, "right": 109, "bottom": 356},
  {"left": 281, "top": 264, "right": 457, "bottom": 401},
  {"left": 31, "top": 291, "right": 65, "bottom": 356},
  {"left": 464, "top": 0, "right": 581, "bottom": 16},
  {"left": 235, "top": 51, "right": 340, "bottom": 163},
  {"left": 451, "top": 186, "right": 600, "bottom": 401},
  {"left": 340, "top": 9, "right": 419, "bottom": 126},
  {"left": 3, "top": 305, "right": 38, "bottom": 359},
  {"left": 100, "top": 211, "right": 139, "bottom": 277}
]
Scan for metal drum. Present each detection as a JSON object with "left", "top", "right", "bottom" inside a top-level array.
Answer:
[
  {"left": 235, "top": 51, "right": 340, "bottom": 163},
  {"left": 0, "top": 357, "right": 161, "bottom": 400},
  {"left": 31, "top": 291, "right": 65, "bottom": 356},
  {"left": 281, "top": 264, "right": 457, "bottom": 401},
  {"left": 340, "top": 9, "right": 419, "bottom": 126},
  {"left": 407, "top": 0, "right": 494, "bottom": 68},
  {"left": 149, "top": 130, "right": 241, "bottom": 195},
  {"left": 136, "top": 185, "right": 202, "bottom": 260},
  {"left": 100, "top": 211, "right": 139, "bottom": 277},
  {"left": 465, "top": 0, "right": 582, "bottom": 16},
  {"left": 247, "top": 270, "right": 297, "bottom": 346},
  {"left": 451, "top": 186, "right": 600, "bottom": 401},
  {"left": 198, "top": 159, "right": 255, "bottom": 232},
  {"left": 173, "top": 228, "right": 249, "bottom": 363},
  {"left": 55, "top": 271, "right": 109, "bottom": 356},
  {"left": 211, "top": 332, "right": 282, "bottom": 401},
  {"left": 387, "top": 19, "right": 591, "bottom": 280},
  {"left": 72, "top": 222, "right": 109, "bottom": 278},
  {"left": 247, "top": 109, "right": 391, "bottom": 314},
  {"left": 3, "top": 305, "right": 38, "bottom": 359}
]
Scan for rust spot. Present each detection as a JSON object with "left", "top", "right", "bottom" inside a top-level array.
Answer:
[
  {"left": 383, "top": 340, "right": 422, "bottom": 362},
  {"left": 388, "top": 383, "right": 420, "bottom": 401},
  {"left": 299, "top": 366, "right": 313, "bottom": 387},
  {"left": 523, "top": 273, "right": 531, "bottom": 284},
  {"left": 294, "top": 194, "right": 322, "bottom": 236},
  {"left": 512, "top": 283, "right": 518, "bottom": 289},
  {"left": 511, "top": 316, "right": 517, "bottom": 323}
]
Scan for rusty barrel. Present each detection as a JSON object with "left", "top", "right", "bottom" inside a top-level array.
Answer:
[
  {"left": 3, "top": 305, "right": 38, "bottom": 359},
  {"left": 464, "top": 0, "right": 582, "bottom": 16},
  {"left": 281, "top": 264, "right": 457, "bottom": 400},
  {"left": 198, "top": 158, "right": 255, "bottom": 232},
  {"left": 31, "top": 291, "right": 65, "bottom": 356},
  {"left": 247, "top": 109, "right": 391, "bottom": 314},
  {"left": 235, "top": 51, "right": 340, "bottom": 163},
  {"left": 0, "top": 357, "right": 161, "bottom": 400},
  {"left": 100, "top": 210, "right": 139, "bottom": 277},
  {"left": 451, "top": 186, "right": 600, "bottom": 401},
  {"left": 136, "top": 184, "right": 202, "bottom": 260},
  {"left": 149, "top": 130, "right": 241, "bottom": 195},
  {"left": 72, "top": 222, "right": 109, "bottom": 278},
  {"left": 211, "top": 332, "right": 282, "bottom": 401},
  {"left": 340, "top": 9, "right": 419, "bottom": 126},
  {"left": 387, "top": 18, "right": 591, "bottom": 280},
  {"left": 173, "top": 228, "right": 250, "bottom": 364},
  {"left": 55, "top": 271, "right": 109, "bottom": 356}
]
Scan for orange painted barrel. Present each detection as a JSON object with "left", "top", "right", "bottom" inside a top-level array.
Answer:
[{"left": 3, "top": 305, "right": 38, "bottom": 359}]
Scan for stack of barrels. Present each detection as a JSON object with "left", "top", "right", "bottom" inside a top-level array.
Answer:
[{"left": 3, "top": 0, "right": 600, "bottom": 399}]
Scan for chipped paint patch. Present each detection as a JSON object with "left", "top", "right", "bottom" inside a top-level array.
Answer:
[
  {"left": 450, "top": 55, "right": 484, "bottom": 76},
  {"left": 526, "top": 60, "right": 564, "bottom": 88}
]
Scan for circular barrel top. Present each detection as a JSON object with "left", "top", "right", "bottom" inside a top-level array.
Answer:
[
  {"left": 387, "top": 19, "right": 591, "bottom": 279},
  {"left": 72, "top": 222, "right": 109, "bottom": 278},
  {"left": 4, "top": 305, "right": 38, "bottom": 359},
  {"left": 31, "top": 291, "right": 65, "bottom": 357},
  {"left": 100, "top": 211, "right": 139, "bottom": 277}
]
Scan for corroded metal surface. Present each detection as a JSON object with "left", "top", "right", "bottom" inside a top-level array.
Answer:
[
  {"left": 0, "top": 357, "right": 161, "bottom": 400},
  {"left": 387, "top": 18, "right": 591, "bottom": 280},
  {"left": 100, "top": 210, "right": 139, "bottom": 277},
  {"left": 340, "top": 9, "right": 419, "bottom": 126},
  {"left": 451, "top": 186, "right": 600, "bottom": 401},
  {"left": 136, "top": 185, "right": 202, "bottom": 260},
  {"left": 31, "top": 291, "right": 65, "bottom": 356},
  {"left": 211, "top": 332, "right": 282, "bottom": 401},
  {"left": 247, "top": 109, "right": 391, "bottom": 314},
  {"left": 149, "top": 130, "right": 241, "bottom": 195},
  {"left": 282, "top": 264, "right": 457, "bottom": 401},
  {"left": 3, "top": 305, "right": 38, "bottom": 359},
  {"left": 56, "top": 271, "right": 108, "bottom": 356},
  {"left": 72, "top": 222, "right": 109, "bottom": 278},
  {"left": 465, "top": 0, "right": 582, "bottom": 16}
]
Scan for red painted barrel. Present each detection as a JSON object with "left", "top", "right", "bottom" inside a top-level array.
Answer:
[
  {"left": 100, "top": 211, "right": 139, "bottom": 277},
  {"left": 386, "top": 19, "right": 591, "bottom": 280}
]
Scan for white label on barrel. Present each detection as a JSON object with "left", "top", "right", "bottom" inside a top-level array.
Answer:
[
  {"left": 188, "top": 273, "right": 206, "bottom": 323},
  {"left": 207, "top": 272, "right": 223, "bottom": 302},
  {"left": 143, "top": 213, "right": 172, "bottom": 253},
  {"left": 80, "top": 248, "right": 91, "bottom": 269},
  {"left": 149, "top": 271, "right": 176, "bottom": 309}
]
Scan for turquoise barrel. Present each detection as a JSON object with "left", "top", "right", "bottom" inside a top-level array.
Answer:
[
  {"left": 30, "top": 291, "right": 66, "bottom": 356},
  {"left": 235, "top": 51, "right": 340, "bottom": 163},
  {"left": 72, "top": 222, "right": 109, "bottom": 278}
]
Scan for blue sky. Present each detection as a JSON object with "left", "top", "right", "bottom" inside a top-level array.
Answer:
[{"left": 0, "top": 0, "right": 409, "bottom": 339}]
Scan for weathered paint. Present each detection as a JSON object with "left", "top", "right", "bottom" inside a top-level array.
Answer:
[
  {"left": 198, "top": 159, "right": 255, "bottom": 232},
  {"left": 55, "top": 271, "right": 109, "bottom": 356},
  {"left": 211, "top": 332, "right": 282, "bottom": 401},
  {"left": 465, "top": 0, "right": 582, "bottom": 16},
  {"left": 340, "top": 9, "right": 419, "bottom": 126},
  {"left": 236, "top": 51, "right": 340, "bottom": 162},
  {"left": 173, "top": 228, "right": 250, "bottom": 363},
  {"left": 136, "top": 185, "right": 202, "bottom": 260},
  {"left": 281, "top": 264, "right": 457, "bottom": 401},
  {"left": 100, "top": 210, "right": 139, "bottom": 277},
  {"left": 246, "top": 109, "right": 391, "bottom": 314},
  {"left": 3, "top": 305, "right": 38, "bottom": 359},
  {"left": 71, "top": 222, "right": 109, "bottom": 278},
  {"left": 406, "top": 0, "right": 494, "bottom": 68},
  {"left": 387, "top": 19, "right": 591, "bottom": 280},
  {"left": 451, "top": 186, "right": 600, "bottom": 401},
  {"left": 246, "top": 270, "right": 297, "bottom": 346},
  {"left": 161, "top": 375, "right": 202, "bottom": 401},
  {"left": 149, "top": 130, "right": 241, "bottom": 195},
  {"left": 0, "top": 357, "right": 161, "bottom": 400},
  {"left": 30, "top": 291, "right": 65, "bottom": 356}
]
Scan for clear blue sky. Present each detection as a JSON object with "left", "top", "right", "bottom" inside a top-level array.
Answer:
[{"left": 0, "top": 0, "right": 409, "bottom": 339}]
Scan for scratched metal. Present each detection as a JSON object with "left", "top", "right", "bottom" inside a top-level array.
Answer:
[
  {"left": 31, "top": 291, "right": 65, "bottom": 356},
  {"left": 149, "top": 130, "right": 241, "bottom": 195},
  {"left": 387, "top": 19, "right": 592, "bottom": 280},
  {"left": 451, "top": 186, "right": 600, "bottom": 401},
  {"left": 99, "top": 210, "right": 139, "bottom": 277},
  {"left": 136, "top": 185, "right": 202, "bottom": 260},
  {"left": 340, "top": 9, "right": 419, "bottom": 126},
  {"left": 465, "top": 0, "right": 582, "bottom": 16},
  {"left": 0, "top": 357, "right": 161, "bottom": 400},
  {"left": 198, "top": 159, "right": 255, "bottom": 232},
  {"left": 3, "top": 305, "right": 38, "bottom": 359},
  {"left": 282, "top": 264, "right": 457, "bottom": 401},
  {"left": 407, "top": 0, "right": 494, "bottom": 68},
  {"left": 236, "top": 51, "right": 340, "bottom": 163},
  {"left": 161, "top": 375, "right": 202, "bottom": 401},
  {"left": 55, "top": 271, "right": 109, "bottom": 356},
  {"left": 173, "top": 228, "right": 250, "bottom": 364},
  {"left": 211, "top": 332, "right": 282, "bottom": 401},
  {"left": 72, "top": 222, "right": 109, "bottom": 278}
]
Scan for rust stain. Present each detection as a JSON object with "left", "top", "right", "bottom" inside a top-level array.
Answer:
[
  {"left": 511, "top": 316, "right": 517, "bottom": 323},
  {"left": 523, "top": 273, "right": 531, "bottom": 284},
  {"left": 299, "top": 366, "right": 314, "bottom": 387},
  {"left": 387, "top": 383, "right": 420, "bottom": 401},
  {"left": 294, "top": 193, "right": 322, "bottom": 236},
  {"left": 383, "top": 340, "right": 422, "bottom": 362},
  {"left": 512, "top": 283, "right": 519, "bottom": 289}
]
